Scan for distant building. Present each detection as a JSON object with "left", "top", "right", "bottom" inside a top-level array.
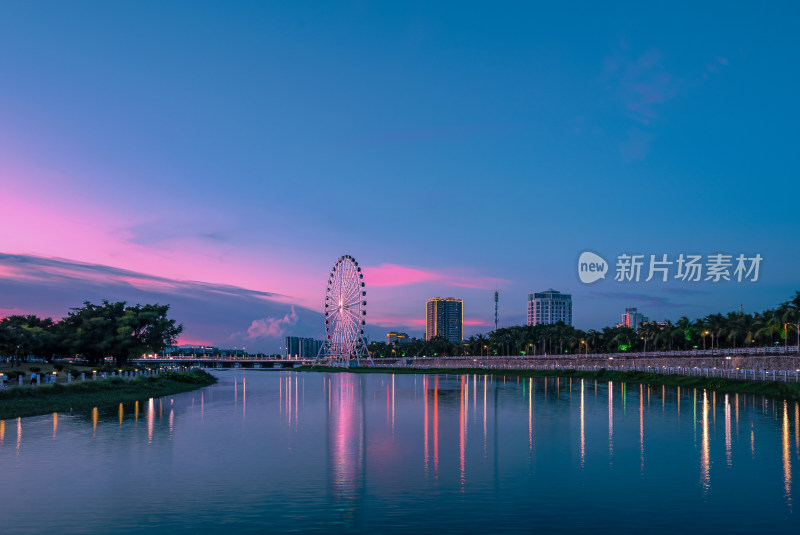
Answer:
[
  {"left": 426, "top": 297, "right": 463, "bottom": 342},
  {"left": 285, "top": 336, "right": 324, "bottom": 360},
  {"left": 620, "top": 307, "right": 648, "bottom": 331},
  {"left": 387, "top": 332, "right": 409, "bottom": 345},
  {"left": 527, "top": 289, "right": 572, "bottom": 326},
  {"left": 165, "top": 344, "right": 219, "bottom": 355}
]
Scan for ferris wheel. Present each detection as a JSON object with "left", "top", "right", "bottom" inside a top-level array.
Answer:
[{"left": 316, "top": 255, "right": 372, "bottom": 366}]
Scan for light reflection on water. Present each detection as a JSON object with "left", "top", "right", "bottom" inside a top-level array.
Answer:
[{"left": 0, "top": 370, "right": 798, "bottom": 534}]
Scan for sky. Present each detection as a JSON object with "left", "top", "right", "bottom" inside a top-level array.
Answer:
[{"left": 1, "top": 1, "right": 799, "bottom": 352}]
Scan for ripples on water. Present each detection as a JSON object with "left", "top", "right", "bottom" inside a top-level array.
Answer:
[{"left": 0, "top": 371, "right": 798, "bottom": 534}]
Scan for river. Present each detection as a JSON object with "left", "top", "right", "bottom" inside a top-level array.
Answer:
[{"left": 1, "top": 370, "right": 797, "bottom": 533}]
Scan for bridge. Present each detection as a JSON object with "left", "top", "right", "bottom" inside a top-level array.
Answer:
[{"left": 130, "top": 356, "right": 314, "bottom": 369}]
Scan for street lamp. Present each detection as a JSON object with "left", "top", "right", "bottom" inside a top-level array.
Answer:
[{"left": 702, "top": 331, "right": 709, "bottom": 350}]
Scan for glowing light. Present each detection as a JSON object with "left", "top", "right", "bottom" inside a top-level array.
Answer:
[
  {"left": 701, "top": 390, "right": 710, "bottom": 493},
  {"left": 147, "top": 398, "right": 155, "bottom": 444},
  {"left": 639, "top": 384, "right": 644, "bottom": 474},
  {"left": 608, "top": 381, "right": 614, "bottom": 459},
  {"left": 529, "top": 378, "right": 533, "bottom": 453},
  {"left": 580, "top": 379, "right": 585, "bottom": 468},
  {"left": 783, "top": 401, "right": 792, "bottom": 504},
  {"left": 459, "top": 375, "right": 466, "bottom": 489},
  {"left": 424, "top": 376, "right": 429, "bottom": 473},
  {"left": 725, "top": 394, "right": 732, "bottom": 467},
  {"left": 434, "top": 376, "right": 439, "bottom": 476}
]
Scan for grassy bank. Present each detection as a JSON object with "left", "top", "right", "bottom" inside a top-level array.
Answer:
[
  {"left": 297, "top": 365, "right": 800, "bottom": 401},
  {"left": 0, "top": 370, "right": 217, "bottom": 420}
]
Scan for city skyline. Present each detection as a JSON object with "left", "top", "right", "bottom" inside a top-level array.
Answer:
[{"left": 1, "top": 2, "right": 799, "bottom": 352}]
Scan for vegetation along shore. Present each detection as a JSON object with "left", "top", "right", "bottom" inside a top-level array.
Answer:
[{"left": 0, "top": 369, "right": 216, "bottom": 420}]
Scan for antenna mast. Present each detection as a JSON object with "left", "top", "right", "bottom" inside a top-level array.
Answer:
[{"left": 494, "top": 290, "right": 499, "bottom": 331}]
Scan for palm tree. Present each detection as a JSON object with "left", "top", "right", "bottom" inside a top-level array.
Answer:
[
  {"left": 674, "top": 317, "right": 695, "bottom": 350},
  {"left": 754, "top": 310, "right": 782, "bottom": 346}
]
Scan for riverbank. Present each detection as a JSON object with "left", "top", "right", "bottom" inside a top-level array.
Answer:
[
  {"left": 297, "top": 365, "right": 800, "bottom": 401},
  {"left": 0, "top": 370, "right": 217, "bottom": 419}
]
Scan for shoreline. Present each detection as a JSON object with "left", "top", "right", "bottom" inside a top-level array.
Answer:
[
  {"left": 0, "top": 370, "right": 217, "bottom": 420},
  {"left": 297, "top": 365, "right": 800, "bottom": 401}
]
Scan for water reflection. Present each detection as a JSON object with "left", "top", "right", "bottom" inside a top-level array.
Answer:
[
  {"left": 327, "top": 373, "right": 365, "bottom": 526},
  {"left": 147, "top": 398, "right": 154, "bottom": 444},
  {"left": 784, "top": 401, "right": 792, "bottom": 505},
  {"left": 459, "top": 375, "right": 466, "bottom": 488},
  {"left": 639, "top": 384, "right": 644, "bottom": 474},
  {"left": 579, "top": 379, "right": 584, "bottom": 467},
  {"left": 530, "top": 377, "right": 534, "bottom": 453},
  {"left": 434, "top": 376, "right": 439, "bottom": 475},
  {"left": 608, "top": 380, "right": 613, "bottom": 459},
  {"left": 701, "top": 390, "right": 710, "bottom": 493},
  {"left": 3, "top": 371, "right": 800, "bottom": 534},
  {"left": 725, "top": 394, "right": 732, "bottom": 467}
]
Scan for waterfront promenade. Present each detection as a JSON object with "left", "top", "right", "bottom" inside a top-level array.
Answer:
[{"left": 376, "top": 347, "right": 800, "bottom": 384}]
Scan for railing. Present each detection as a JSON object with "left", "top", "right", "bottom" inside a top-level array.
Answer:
[
  {"left": 372, "top": 360, "right": 800, "bottom": 383},
  {"left": 0, "top": 366, "right": 199, "bottom": 389},
  {"left": 388, "top": 346, "right": 800, "bottom": 360}
]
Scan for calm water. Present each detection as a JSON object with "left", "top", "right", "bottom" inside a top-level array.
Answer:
[{"left": 1, "top": 370, "right": 798, "bottom": 534}]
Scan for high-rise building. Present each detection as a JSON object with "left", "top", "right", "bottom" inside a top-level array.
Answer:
[
  {"left": 387, "top": 332, "right": 409, "bottom": 345},
  {"left": 527, "top": 289, "right": 572, "bottom": 326},
  {"left": 426, "top": 297, "right": 463, "bottom": 342},
  {"left": 285, "top": 336, "right": 324, "bottom": 360},
  {"left": 620, "top": 308, "right": 648, "bottom": 331}
]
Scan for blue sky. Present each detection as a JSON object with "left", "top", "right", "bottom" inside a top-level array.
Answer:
[{"left": 1, "top": 1, "right": 798, "bottom": 351}]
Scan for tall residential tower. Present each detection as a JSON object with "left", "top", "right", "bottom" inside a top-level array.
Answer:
[{"left": 426, "top": 297, "right": 463, "bottom": 342}]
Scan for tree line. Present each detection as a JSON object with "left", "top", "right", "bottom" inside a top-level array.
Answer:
[
  {"left": 0, "top": 300, "right": 182, "bottom": 366},
  {"left": 368, "top": 291, "right": 800, "bottom": 358}
]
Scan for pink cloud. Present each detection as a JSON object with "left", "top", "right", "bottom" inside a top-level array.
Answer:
[
  {"left": 464, "top": 319, "right": 491, "bottom": 326},
  {"left": 174, "top": 336, "right": 217, "bottom": 347},
  {"left": 0, "top": 307, "right": 29, "bottom": 317},
  {"left": 246, "top": 306, "right": 298, "bottom": 338},
  {"left": 363, "top": 263, "right": 506, "bottom": 290},
  {"left": 371, "top": 316, "right": 427, "bottom": 328},
  {"left": 0, "top": 162, "right": 326, "bottom": 310},
  {"left": 364, "top": 264, "right": 440, "bottom": 286}
]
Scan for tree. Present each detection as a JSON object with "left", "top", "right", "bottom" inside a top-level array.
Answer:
[
  {"left": 114, "top": 304, "right": 183, "bottom": 366},
  {"left": 59, "top": 301, "right": 182, "bottom": 366}
]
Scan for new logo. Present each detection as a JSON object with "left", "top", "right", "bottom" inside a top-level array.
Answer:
[{"left": 578, "top": 251, "right": 608, "bottom": 284}]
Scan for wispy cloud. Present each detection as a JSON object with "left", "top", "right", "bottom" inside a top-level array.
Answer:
[
  {"left": 464, "top": 318, "right": 491, "bottom": 326},
  {"left": 0, "top": 253, "right": 320, "bottom": 351},
  {"left": 601, "top": 41, "right": 731, "bottom": 161},
  {"left": 0, "top": 253, "right": 282, "bottom": 301},
  {"left": 602, "top": 46, "right": 681, "bottom": 125},
  {"left": 364, "top": 263, "right": 507, "bottom": 290},
  {"left": 585, "top": 290, "right": 684, "bottom": 309}
]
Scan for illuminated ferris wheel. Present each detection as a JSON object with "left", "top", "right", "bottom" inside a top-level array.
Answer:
[{"left": 316, "top": 255, "right": 372, "bottom": 366}]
